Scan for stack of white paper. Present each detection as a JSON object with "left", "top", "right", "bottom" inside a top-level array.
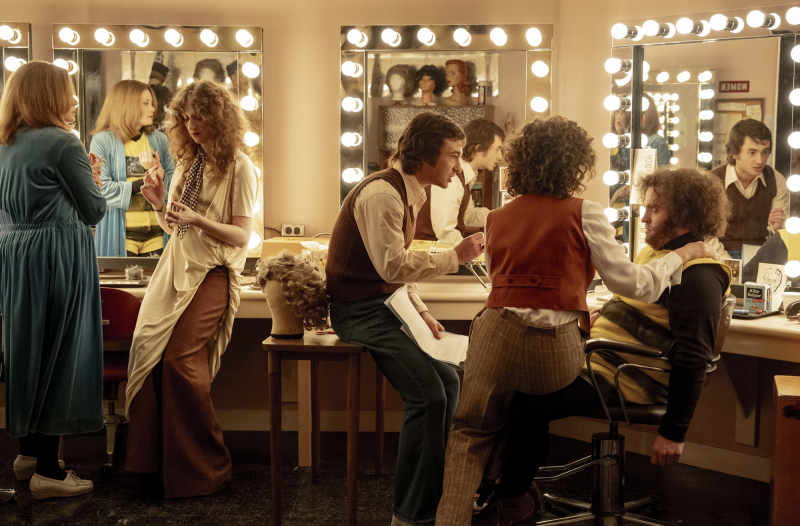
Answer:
[{"left": 384, "top": 285, "right": 469, "bottom": 368}]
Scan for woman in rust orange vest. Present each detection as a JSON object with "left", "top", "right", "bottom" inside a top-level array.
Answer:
[{"left": 435, "top": 116, "right": 718, "bottom": 526}]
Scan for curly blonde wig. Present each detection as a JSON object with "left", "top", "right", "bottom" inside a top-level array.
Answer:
[
  {"left": 257, "top": 251, "right": 329, "bottom": 330},
  {"left": 166, "top": 79, "right": 245, "bottom": 178}
]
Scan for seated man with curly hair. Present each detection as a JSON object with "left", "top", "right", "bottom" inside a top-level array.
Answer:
[
  {"left": 435, "top": 117, "right": 719, "bottom": 526},
  {"left": 472, "top": 167, "right": 732, "bottom": 526}
]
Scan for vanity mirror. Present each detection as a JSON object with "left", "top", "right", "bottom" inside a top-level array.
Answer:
[
  {"left": 0, "top": 22, "right": 31, "bottom": 93},
  {"left": 52, "top": 24, "right": 265, "bottom": 257},
  {"left": 339, "top": 24, "right": 553, "bottom": 206}
]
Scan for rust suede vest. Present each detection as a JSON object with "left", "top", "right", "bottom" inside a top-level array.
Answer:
[
  {"left": 484, "top": 194, "right": 595, "bottom": 321},
  {"left": 414, "top": 171, "right": 470, "bottom": 241},
  {"left": 325, "top": 168, "right": 415, "bottom": 302},
  {"left": 710, "top": 164, "right": 777, "bottom": 251}
]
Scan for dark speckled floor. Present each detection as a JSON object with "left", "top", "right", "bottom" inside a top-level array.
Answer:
[{"left": 0, "top": 428, "right": 769, "bottom": 525}]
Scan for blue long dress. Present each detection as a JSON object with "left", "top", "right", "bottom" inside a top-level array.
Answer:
[{"left": 0, "top": 126, "right": 107, "bottom": 437}]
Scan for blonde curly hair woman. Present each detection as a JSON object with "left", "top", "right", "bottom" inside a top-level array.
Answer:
[{"left": 124, "top": 80, "right": 258, "bottom": 498}]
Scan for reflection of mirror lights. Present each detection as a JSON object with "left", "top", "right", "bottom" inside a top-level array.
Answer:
[
  {"left": 164, "top": 29, "right": 183, "bottom": 47},
  {"left": 698, "top": 71, "right": 713, "bottom": 82},
  {"left": 342, "top": 168, "right": 364, "bottom": 183},
  {"left": 699, "top": 89, "right": 714, "bottom": 99},
  {"left": 453, "top": 28, "right": 471, "bottom": 46},
  {"left": 786, "top": 217, "right": 800, "bottom": 234},
  {"left": 531, "top": 61, "right": 549, "bottom": 77},
  {"left": 670, "top": 117, "right": 680, "bottom": 124},
  {"left": 787, "top": 174, "right": 800, "bottom": 192},
  {"left": 341, "top": 132, "right": 362, "bottom": 147},
  {"left": 59, "top": 27, "right": 80, "bottom": 45},
  {"left": 4, "top": 57, "right": 25, "bottom": 72},
  {"left": 615, "top": 72, "right": 632, "bottom": 87},
  {"left": 417, "top": 28, "right": 435, "bottom": 46},
  {"left": 341, "top": 97, "right": 363, "bottom": 112},
  {"left": 677, "top": 71, "right": 690, "bottom": 82},
  {"left": 656, "top": 72, "right": 669, "bottom": 83},
  {"left": 672, "top": 104, "right": 680, "bottom": 111},
  {"left": 341, "top": 61, "right": 363, "bottom": 77},
  {"left": 698, "top": 152, "right": 712, "bottom": 162},
  {"left": 242, "top": 62, "right": 260, "bottom": 78},
  {"left": 129, "top": 29, "right": 149, "bottom": 47},
  {"left": 699, "top": 110, "right": 714, "bottom": 120},
  {"left": 669, "top": 144, "right": 679, "bottom": 151},
  {"left": 525, "top": 28, "right": 543, "bottom": 46},
  {"left": 604, "top": 206, "right": 630, "bottom": 222},
  {"left": 669, "top": 130, "right": 680, "bottom": 138},
  {"left": 236, "top": 29, "right": 254, "bottom": 47},
  {"left": 699, "top": 132, "right": 713, "bottom": 142},
  {"left": 490, "top": 28, "right": 508, "bottom": 46},
  {"left": 347, "top": 29, "right": 368, "bottom": 47},
  {"left": 240, "top": 96, "right": 258, "bottom": 111},
  {"left": 381, "top": 28, "right": 401, "bottom": 47},
  {"left": 670, "top": 157, "right": 679, "bottom": 165},
  {"left": 248, "top": 232, "right": 262, "bottom": 250},
  {"left": 788, "top": 7, "right": 800, "bottom": 25},
  {"left": 94, "top": 28, "right": 115, "bottom": 46},
  {"left": 529, "top": 97, "right": 548, "bottom": 112},
  {"left": 0, "top": 25, "right": 21, "bottom": 44},
  {"left": 786, "top": 260, "right": 800, "bottom": 278},
  {"left": 200, "top": 29, "right": 218, "bottom": 47},
  {"left": 603, "top": 170, "right": 630, "bottom": 185},
  {"left": 244, "top": 132, "right": 259, "bottom": 146},
  {"left": 641, "top": 97, "right": 649, "bottom": 111}
]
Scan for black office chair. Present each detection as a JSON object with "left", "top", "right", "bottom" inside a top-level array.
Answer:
[{"left": 530, "top": 295, "right": 736, "bottom": 525}]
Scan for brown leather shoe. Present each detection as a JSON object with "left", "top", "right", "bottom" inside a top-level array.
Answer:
[{"left": 471, "top": 492, "right": 535, "bottom": 526}]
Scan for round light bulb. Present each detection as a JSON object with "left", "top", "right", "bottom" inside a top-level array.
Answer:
[
  {"left": 641, "top": 97, "right": 649, "bottom": 111},
  {"left": 53, "top": 58, "right": 69, "bottom": 70},
  {"left": 490, "top": 28, "right": 508, "bottom": 46},
  {"left": 786, "top": 217, "right": 800, "bottom": 234},
  {"left": 787, "top": 174, "right": 800, "bottom": 192},
  {"left": 698, "top": 152, "right": 712, "bottom": 163},
  {"left": 672, "top": 104, "right": 680, "bottom": 111},
  {"left": 603, "top": 171, "right": 621, "bottom": 185},
  {"left": 531, "top": 61, "right": 549, "bottom": 77},
  {"left": 200, "top": 29, "right": 218, "bottom": 47},
  {"left": 341, "top": 61, "right": 363, "bottom": 77},
  {"left": 731, "top": 17, "right": 745, "bottom": 33},
  {"left": 244, "top": 132, "right": 259, "bottom": 146},
  {"left": 658, "top": 129, "right": 664, "bottom": 136},
  {"left": 417, "top": 28, "right": 435, "bottom": 46},
  {"left": 671, "top": 117, "right": 680, "bottom": 124},
  {"left": 530, "top": 97, "right": 548, "bottom": 113},
  {"left": 603, "top": 133, "right": 621, "bottom": 148},
  {"left": 453, "top": 28, "right": 471, "bottom": 46},
  {"left": 698, "top": 20, "right": 712, "bottom": 37},
  {"left": 59, "top": 27, "right": 79, "bottom": 44},
  {"left": 186, "top": 78, "right": 193, "bottom": 84},
  {"left": 770, "top": 14, "right": 782, "bottom": 30},
  {"left": 240, "top": 96, "right": 258, "bottom": 111},
  {"left": 341, "top": 132, "right": 362, "bottom": 147},
  {"left": 611, "top": 23, "right": 630, "bottom": 39},
  {"left": 677, "top": 71, "right": 690, "bottom": 82},
  {"left": 790, "top": 132, "right": 800, "bottom": 149},
  {"left": 341, "top": 97, "right": 363, "bottom": 112},
  {"left": 94, "top": 28, "right": 114, "bottom": 46},
  {"left": 698, "top": 71, "right": 713, "bottom": 82},
  {"left": 656, "top": 72, "right": 669, "bottom": 83},
  {"left": 699, "top": 132, "right": 713, "bottom": 142},
  {"left": 652, "top": 93, "right": 661, "bottom": 101},
  {"left": 676, "top": 18, "right": 695, "bottom": 34},
  {"left": 347, "top": 29, "right": 364, "bottom": 45},
  {"left": 631, "top": 26, "right": 645, "bottom": 41},
  {"left": 526, "top": 28, "right": 543, "bottom": 46},
  {"left": 4, "top": 57, "right": 23, "bottom": 72},
  {"left": 236, "top": 29, "right": 254, "bottom": 47},
  {"left": 670, "top": 130, "right": 680, "bottom": 138},
  {"left": 788, "top": 7, "right": 800, "bottom": 25},
  {"left": 790, "top": 89, "right": 800, "bottom": 106},
  {"left": 342, "top": 168, "right": 364, "bottom": 183},
  {"left": 710, "top": 14, "right": 730, "bottom": 31},
  {"left": 642, "top": 20, "right": 660, "bottom": 37},
  {"left": 786, "top": 260, "right": 800, "bottom": 278},
  {"left": 792, "top": 46, "right": 800, "bottom": 62},
  {"left": 165, "top": 29, "right": 183, "bottom": 46},
  {"left": 242, "top": 62, "right": 260, "bottom": 79},
  {"left": 248, "top": 232, "right": 262, "bottom": 250},
  {"left": 670, "top": 157, "right": 679, "bottom": 165},
  {"left": 700, "top": 110, "right": 714, "bottom": 120},
  {"left": 604, "top": 95, "right": 622, "bottom": 111},
  {"left": 604, "top": 58, "right": 622, "bottom": 74},
  {"left": 700, "top": 89, "right": 714, "bottom": 99},
  {"left": 129, "top": 29, "right": 148, "bottom": 47},
  {"left": 747, "top": 10, "right": 767, "bottom": 28},
  {"left": 604, "top": 208, "right": 619, "bottom": 222},
  {"left": 668, "top": 144, "right": 678, "bottom": 151},
  {"left": 0, "top": 25, "right": 13, "bottom": 41},
  {"left": 381, "top": 28, "right": 401, "bottom": 47},
  {"left": 664, "top": 23, "right": 677, "bottom": 38}
]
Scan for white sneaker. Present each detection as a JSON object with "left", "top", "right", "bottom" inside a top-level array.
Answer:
[
  {"left": 13, "top": 455, "right": 66, "bottom": 481},
  {"left": 29, "top": 471, "right": 94, "bottom": 499}
]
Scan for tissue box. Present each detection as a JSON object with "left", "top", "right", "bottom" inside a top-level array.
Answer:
[{"left": 744, "top": 282, "right": 772, "bottom": 314}]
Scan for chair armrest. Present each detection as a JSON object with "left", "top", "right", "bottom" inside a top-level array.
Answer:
[{"left": 585, "top": 338, "right": 666, "bottom": 359}]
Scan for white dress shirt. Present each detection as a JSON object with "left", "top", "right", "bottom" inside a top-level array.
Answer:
[
  {"left": 429, "top": 160, "right": 490, "bottom": 244},
  {"left": 486, "top": 200, "right": 684, "bottom": 327},
  {"left": 353, "top": 164, "right": 459, "bottom": 313},
  {"left": 724, "top": 164, "right": 789, "bottom": 233}
]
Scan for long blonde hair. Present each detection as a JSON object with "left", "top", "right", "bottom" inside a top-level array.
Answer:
[
  {"left": 93, "top": 79, "right": 156, "bottom": 141},
  {"left": 0, "top": 61, "right": 74, "bottom": 145}
]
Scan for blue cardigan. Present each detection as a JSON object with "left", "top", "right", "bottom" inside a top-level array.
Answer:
[{"left": 90, "top": 130, "right": 175, "bottom": 257}]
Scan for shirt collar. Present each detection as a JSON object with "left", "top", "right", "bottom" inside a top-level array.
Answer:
[
  {"left": 661, "top": 232, "right": 703, "bottom": 251},
  {"left": 392, "top": 161, "right": 427, "bottom": 210},
  {"left": 725, "top": 163, "right": 766, "bottom": 189},
  {"left": 460, "top": 159, "right": 477, "bottom": 186}
]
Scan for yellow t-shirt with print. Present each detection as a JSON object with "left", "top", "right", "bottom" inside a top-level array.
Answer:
[{"left": 124, "top": 134, "right": 163, "bottom": 255}]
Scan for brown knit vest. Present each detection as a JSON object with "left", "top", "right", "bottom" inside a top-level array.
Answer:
[
  {"left": 710, "top": 164, "right": 777, "bottom": 251},
  {"left": 485, "top": 194, "right": 595, "bottom": 326},
  {"left": 414, "top": 171, "right": 470, "bottom": 241},
  {"left": 326, "top": 168, "right": 416, "bottom": 302}
]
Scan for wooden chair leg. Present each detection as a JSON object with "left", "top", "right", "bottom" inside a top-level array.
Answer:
[
  {"left": 347, "top": 354, "right": 361, "bottom": 526},
  {"left": 375, "top": 369, "right": 385, "bottom": 476},
  {"left": 268, "top": 352, "right": 283, "bottom": 525},
  {"left": 311, "top": 359, "right": 321, "bottom": 473}
]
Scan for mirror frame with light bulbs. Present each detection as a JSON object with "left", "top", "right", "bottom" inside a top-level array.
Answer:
[
  {"left": 339, "top": 24, "right": 554, "bottom": 204},
  {"left": 0, "top": 22, "right": 32, "bottom": 91},
  {"left": 604, "top": 5, "right": 800, "bottom": 266},
  {"left": 51, "top": 23, "right": 266, "bottom": 258}
]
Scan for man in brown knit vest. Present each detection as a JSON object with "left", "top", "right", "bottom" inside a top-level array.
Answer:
[
  {"left": 326, "top": 112, "right": 485, "bottom": 526},
  {"left": 415, "top": 118, "right": 505, "bottom": 243},
  {"left": 709, "top": 118, "right": 789, "bottom": 260}
]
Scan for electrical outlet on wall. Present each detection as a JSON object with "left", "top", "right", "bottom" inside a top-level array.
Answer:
[{"left": 281, "top": 224, "right": 305, "bottom": 237}]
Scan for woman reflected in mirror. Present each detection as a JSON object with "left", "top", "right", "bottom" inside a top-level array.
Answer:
[
  {"left": 90, "top": 80, "right": 176, "bottom": 257},
  {"left": 124, "top": 80, "right": 259, "bottom": 499}
]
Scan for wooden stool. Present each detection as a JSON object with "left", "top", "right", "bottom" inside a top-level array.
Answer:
[{"left": 264, "top": 331, "right": 385, "bottom": 526}]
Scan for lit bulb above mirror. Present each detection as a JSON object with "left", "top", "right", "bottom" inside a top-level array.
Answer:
[
  {"left": 164, "top": 29, "right": 183, "bottom": 47},
  {"left": 342, "top": 168, "right": 364, "bottom": 183},
  {"left": 243, "top": 132, "right": 259, "bottom": 147},
  {"left": 242, "top": 62, "right": 260, "bottom": 78},
  {"left": 453, "top": 28, "right": 471, "bottom": 46},
  {"left": 240, "top": 96, "right": 258, "bottom": 112},
  {"left": 347, "top": 29, "right": 368, "bottom": 47},
  {"left": 381, "top": 28, "right": 401, "bottom": 47},
  {"left": 94, "top": 28, "right": 115, "bottom": 46},
  {"left": 200, "top": 29, "right": 218, "bottom": 47},
  {"left": 417, "top": 28, "right": 435, "bottom": 46},
  {"left": 490, "top": 28, "right": 507, "bottom": 46},
  {"left": 129, "top": 29, "right": 149, "bottom": 47},
  {"left": 341, "top": 97, "right": 363, "bottom": 112},
  {"left": 0, "top": 25, "right": 21, "bottom": 44},
  {"left": 529, "top": 97, "right": 548, "bottom": 113},
  {"left": 4, "top": 57, "right": 25, "bottom": 72},
  {"left": 59, "top": 27, "right": 80, "bottom": 45},
  {"left": 531, "top": 61, "right": 549, "bottom": 77},
  {"left": 236, "top": 29, "right": 253, "bottom": 47},
  {"left": 341, "top": 132, "right": 362, "bottom": 147},
  {"left": 526, "top": 28, "right": 543, "bottom": 46}
]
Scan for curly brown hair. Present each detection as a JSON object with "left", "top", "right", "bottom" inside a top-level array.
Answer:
[
  {"left": 256, "top": 251, "right": 329, "bottom": 330},
  {"left": 637, "top": 168, "right": 730, "bottom": 238},
  {"left": 504, "top": 116, "right": 597, "bottom": 199},
  {"left": 166, "top": 80, "right": 245, "bottom": 178}
]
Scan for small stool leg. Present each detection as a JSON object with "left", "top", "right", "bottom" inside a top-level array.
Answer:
[
  {"left": 347, "top": 354, "right": 361, "bottom": 526},
  {"left": 269, "top": 352, "right": 283, "bottom": 525},
  {"left": 374, "top": 369, "right": 385, "bottom": 475},
  {"left": 311, "top": 359, "right": 321, "bottom": 473}
]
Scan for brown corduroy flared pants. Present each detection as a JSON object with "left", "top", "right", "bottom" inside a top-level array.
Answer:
[{"left": 126, "top": 265, "right": 232, "bottom": 499}]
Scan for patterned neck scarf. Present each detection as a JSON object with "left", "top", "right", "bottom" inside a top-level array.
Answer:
[{"left": 176, "top": 147, "right": 206, "bottom": 240}]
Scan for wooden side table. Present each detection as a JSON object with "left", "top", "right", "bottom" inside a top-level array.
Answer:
[{"left": 264, "top": 331, "right": 385, "bottom": 526}]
